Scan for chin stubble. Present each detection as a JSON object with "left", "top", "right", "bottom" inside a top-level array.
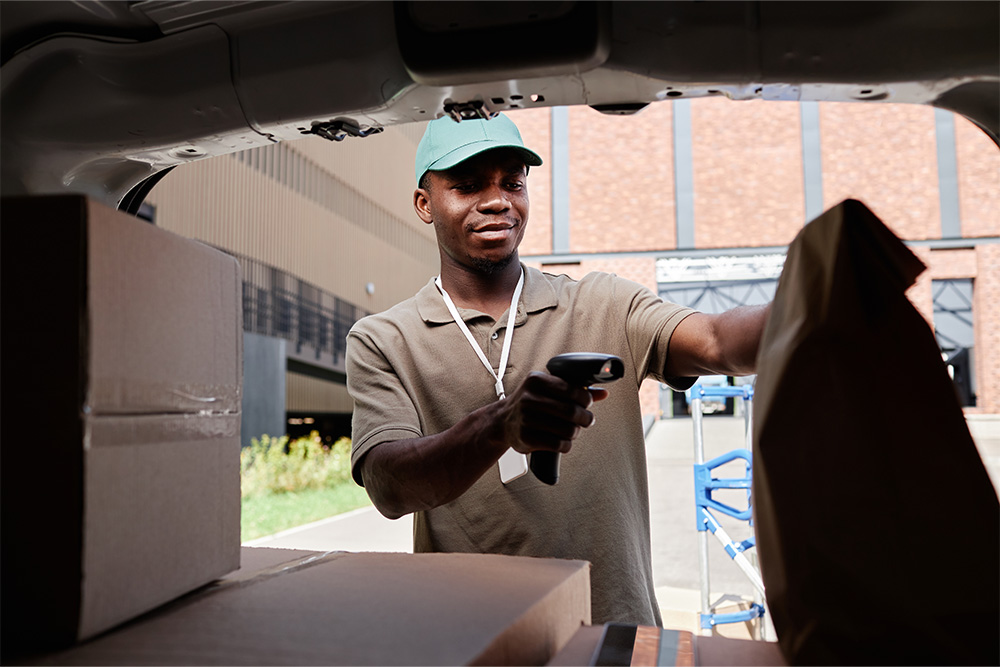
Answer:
[{"left": 470, "top": 252, "right": 516, "bottom": 276}]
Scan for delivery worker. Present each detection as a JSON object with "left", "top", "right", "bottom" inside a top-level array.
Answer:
[{"left": 346, "top": 113, "right": 769, "bottom": 625}]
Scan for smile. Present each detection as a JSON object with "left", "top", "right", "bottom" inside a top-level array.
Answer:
[
  {"left": 472, "top": 223, "right": 515, "bottom": 233},
  {"left": 471, "top": 223, "right": 517, "bottom": 242}
]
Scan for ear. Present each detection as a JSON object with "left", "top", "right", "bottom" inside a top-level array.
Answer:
[{"left": 413, "top": 188, "right": 434, "bottom": 225}]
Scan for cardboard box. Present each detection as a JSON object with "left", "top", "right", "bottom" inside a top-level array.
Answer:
[
  {"left": 1, "top": 195, "right": 242, "bottom": 656},
  {"left": 29, "top": 550, "right": 591, "bottom": 666},
  {"left": 547, "top": 624, "right": 785, "bottom": 666}
]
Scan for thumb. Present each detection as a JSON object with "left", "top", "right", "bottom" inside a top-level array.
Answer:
[{"left": 588, "top": 387, "right": 610, "bottom": 402}]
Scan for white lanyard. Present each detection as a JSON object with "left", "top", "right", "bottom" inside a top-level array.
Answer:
[{"left": 434, "top": 267, "right": 524, "bottom": 400}]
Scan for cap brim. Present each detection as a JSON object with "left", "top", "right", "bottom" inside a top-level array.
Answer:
[{"left": 427, "top": 141, "right": 543, "bottom": 174}]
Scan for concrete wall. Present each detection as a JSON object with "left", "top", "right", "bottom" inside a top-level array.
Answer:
[{"left": 242, "top": 332, "right": 287, "bottom": 447}]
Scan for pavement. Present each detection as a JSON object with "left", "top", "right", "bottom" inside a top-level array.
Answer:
[{"left": 245, "top": 413, "right": 1000, "bottom": 639}]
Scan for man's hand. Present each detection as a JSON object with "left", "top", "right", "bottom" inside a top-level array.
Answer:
[
  {"left": 360, "top": 372, "right": 607, "bottom": 519},
  {"left": 491, "top": 372, "right": 609, "bottom": 456}
]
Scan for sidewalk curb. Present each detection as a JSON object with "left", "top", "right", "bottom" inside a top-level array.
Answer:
[{"left": 243, "top": 505, "right": 377, "bottom": 547}]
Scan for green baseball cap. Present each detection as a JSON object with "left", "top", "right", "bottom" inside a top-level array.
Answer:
[{"left": 415, "top": 113, "right": 543, "bottom": 184}]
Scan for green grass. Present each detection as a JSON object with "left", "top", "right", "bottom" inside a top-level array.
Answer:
[{"left": 241, "top": 481, "right": 372, "bottom": 543}]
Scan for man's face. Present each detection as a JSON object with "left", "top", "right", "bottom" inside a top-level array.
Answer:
[{"left": 414, "top": 148, "right": 529, "bottom": 275}]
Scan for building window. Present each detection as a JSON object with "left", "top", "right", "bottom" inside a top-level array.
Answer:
[
  {"left": 658, "top": 279, "right": 777, "bottom": 315},
  {"left": 655, "top": 254, "right": 782, "bottom": 418},
  {"left": 932, "top": 278, "right": 976, "bottom": 407},
  {"left": 655, "top": 254, "right": 785, "bottom": 314}
]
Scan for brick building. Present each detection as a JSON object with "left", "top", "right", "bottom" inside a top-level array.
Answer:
[{"left": 513, "top": 99, "right": 999, "bottom": 415}]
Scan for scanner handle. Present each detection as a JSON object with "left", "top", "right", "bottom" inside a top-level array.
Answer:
[{"left": 530, "top": 353, "right": 624, "bottom": 485}]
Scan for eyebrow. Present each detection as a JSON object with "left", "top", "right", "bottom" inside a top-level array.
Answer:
[{"left": 445, "top": 164, "right": 526, "bottom": 181}]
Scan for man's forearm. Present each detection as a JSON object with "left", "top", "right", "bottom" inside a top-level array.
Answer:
[
  {"left": 359, "top": 372, "right": 599, "bottom": 519},
  {"left": 666, "top": 303, "right": 772, "bottom": 378},
  {"left": 360, "top": 401, "right": 510, "bottom": 520}
]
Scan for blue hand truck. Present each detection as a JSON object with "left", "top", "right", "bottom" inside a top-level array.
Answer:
[{"left": 689, "top": 383, "right": 772, "bottom": 639}]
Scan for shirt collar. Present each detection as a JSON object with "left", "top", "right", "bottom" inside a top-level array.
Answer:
[{"left": 416, "top": 263, "right": 558, "bottom": 325}]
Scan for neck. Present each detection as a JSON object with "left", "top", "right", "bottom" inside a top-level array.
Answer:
[{"left": 438, "top": 254, "right": 522, "bottom": 320}]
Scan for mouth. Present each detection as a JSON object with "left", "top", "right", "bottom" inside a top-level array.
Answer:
[
  {"left": 471, "top": 222, "right": 517, "bottom": 242},
  {"left": 473, "top": 222, "right": 514, "bottom": 232}
]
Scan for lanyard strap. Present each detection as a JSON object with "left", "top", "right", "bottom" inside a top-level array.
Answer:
[{"left": 435, "top": 268, "right": 524, "bottom": 399}]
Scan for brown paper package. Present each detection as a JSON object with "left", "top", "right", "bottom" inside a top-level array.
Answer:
[{"left": 752, "top": 199, "right": 999, "bottom": 665}]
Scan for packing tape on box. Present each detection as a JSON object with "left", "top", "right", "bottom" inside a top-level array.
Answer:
[
  {"left": 84, "top": 412, "right": 240, "bottom": 449},
  {"left": 86, "top": 381, "right": 242, "bottom": 416}
]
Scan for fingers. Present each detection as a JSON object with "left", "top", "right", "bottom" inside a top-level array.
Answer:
[
  {"left": 520, "top": 374, "right": 594, "bottom": 421},
  {"left": 589, "top": 387, "right": 610, "bottom": 402},
  {"left": 518, "top": 427, "right": 575, "bottom": 454},
  {"left": 523, "top": 372, "right": 595, "bottom": 407},
  {"left": 506, "top": 372, "right": 606, "bottom": 454},
  {"left": 522, "top": 404, "right": 587, "bottom": 438}
]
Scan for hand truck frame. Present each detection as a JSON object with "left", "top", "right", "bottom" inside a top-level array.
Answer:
[{"left": 690, "top": 383, "right": 772, "bottom": 639}]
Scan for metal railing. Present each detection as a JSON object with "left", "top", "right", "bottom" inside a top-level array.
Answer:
[{"left": 225, "top": 250, "right": 368, "bottom": 367}]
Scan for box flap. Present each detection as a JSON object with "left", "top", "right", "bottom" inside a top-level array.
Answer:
[{"left": 40, "top": 551, "right": 590, "bottom": 665}]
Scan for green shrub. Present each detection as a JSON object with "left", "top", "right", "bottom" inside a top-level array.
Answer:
[{"left": 240, "top": 431, "right": 352, "bottom": 499}]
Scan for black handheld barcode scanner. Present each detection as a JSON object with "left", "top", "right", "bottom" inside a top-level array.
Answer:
[{"left": 529, "top": 353, "right": 625, "bottom": 485}]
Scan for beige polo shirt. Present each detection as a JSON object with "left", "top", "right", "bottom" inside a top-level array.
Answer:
[{"left": 346, "top": 265, "right": 695, "bottom": 625}]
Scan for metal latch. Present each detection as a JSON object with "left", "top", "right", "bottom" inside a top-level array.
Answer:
[
  {"left": 443, "top": 100, "right": 498, "bottom": 122},
  {"left": 307, "top": 120, "right": 384, "bottom": 142}
]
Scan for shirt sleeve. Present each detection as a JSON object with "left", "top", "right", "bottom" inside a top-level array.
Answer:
[
  {"left": 619, "top": 278, "right": 698, "bottom": 390},
  {"left": 345, "top": 327, "right": 423, "bottom": 486}
]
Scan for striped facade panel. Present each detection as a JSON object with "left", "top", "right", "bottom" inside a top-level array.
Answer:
[
  {"left": 146, "top": 126, "right": 438, "bottom": 314},
  {"left": 395, "top": 120, "right": 427, "bottom": 146},
  {"left": 287, "top": 371, "right": 354, "bottom": 413},
  {"left": 289, "top": 128, "right": 431, "bottom": 229}
]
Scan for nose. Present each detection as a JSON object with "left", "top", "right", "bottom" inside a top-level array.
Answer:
[{"left": 477, "top": 182, "right": 511, "bottom": 214}]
